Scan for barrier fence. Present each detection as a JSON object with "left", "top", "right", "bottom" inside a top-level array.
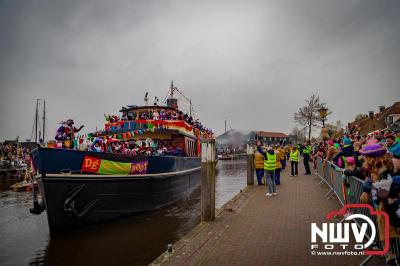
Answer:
[{"left": 315, "top": 158, "right": 400, "bottom": 265}]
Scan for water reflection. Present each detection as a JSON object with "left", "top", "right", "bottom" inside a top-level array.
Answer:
[
  {"left": 30, "top": 188, "right": 201, "bottom": 266},
  {"left": 216, "top": 158, "right": 247, "bottom": 208},
  {"left": 0, "top": 159, "right": 246, "bottom": 266}
]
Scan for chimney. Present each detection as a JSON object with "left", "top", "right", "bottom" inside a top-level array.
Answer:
[
  {"left": 379, "top": 105, "right": 385, "bottom": 113},
  {"left": 368, "top": 111, "right": 374, "bottom": 119}
]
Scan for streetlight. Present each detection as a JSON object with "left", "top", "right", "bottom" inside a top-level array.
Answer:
[{"left": 318, "top": 106, "right": 328, "bottom": 127}]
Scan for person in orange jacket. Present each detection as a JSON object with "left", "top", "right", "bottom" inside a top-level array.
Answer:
[{"left": 254, "top": 140, "right": 265, "bottom": 185}]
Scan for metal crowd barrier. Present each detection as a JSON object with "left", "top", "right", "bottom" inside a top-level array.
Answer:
[{"left": 315, "top": 158, "right": 400, "bottom": 265}]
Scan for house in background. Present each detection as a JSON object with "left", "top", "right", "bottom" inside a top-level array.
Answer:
[
  {"left": 216, "top": 129, "right": 289, "bottom": 153},
  {"left": 215, "top": 129, "right": 253, "bottom": 153},
  {"left": 348, "top": 102, "right": 400, "bottom": 135},
  {"left": 255, "top": 131, "right": 289, "bottom": 146}
]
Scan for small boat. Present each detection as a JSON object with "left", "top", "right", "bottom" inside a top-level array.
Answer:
[
  {"left": 10, "top": 179, "right": 38, "bottom": 192},
  {"left": 217, "top": 154, "right": 233, "bottom": 160},
  {"left": 30, "top": 83, "right": 214, "bottom": 232}
]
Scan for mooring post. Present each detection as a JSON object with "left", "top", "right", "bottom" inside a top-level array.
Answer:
[
  {"left": 201, "top": 140, "right": 216, "bottom": 222},
  {"left": 247, "top": 144, "right": 254, "bottom": 186}
]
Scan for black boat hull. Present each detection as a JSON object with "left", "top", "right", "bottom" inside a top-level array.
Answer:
[
  {"left": 31, "top": 148, "right": 201, "bottom": 232},
  {"left": 37, "top": 169, "right": 200, "bottom": 232}
]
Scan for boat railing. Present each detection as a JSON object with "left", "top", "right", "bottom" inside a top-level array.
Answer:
[{"left": 103, "top": 119, "right": 194, "bottom": 132}]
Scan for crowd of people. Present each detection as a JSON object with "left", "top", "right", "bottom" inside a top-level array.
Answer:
[
  {"left": 105, "top": 109, "right": 214, "bottom": 138},
  {"left": 0, "top": 143, "right": 31, "bottom": 169},
  {"left": 254, "top": 130, "right": 400, "bottom": 264},
  {"left": 89, "top": 137, "right": 186, "bottom": 157},
  {"left": 253, "top": 131, "right": 400, "bottom": 198},
  {"left": 254, "top": 142, "right": 294, "bottom": 196},
  {"left": 312, "top": 131, "right": 400, "bottom": 264},
  {"left": 53, "top": 106, "right": 215, "bottom": 157}
]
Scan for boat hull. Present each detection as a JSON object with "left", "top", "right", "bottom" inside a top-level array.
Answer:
[{"left": 31, "top": 148, "right": 201, "bottom": 232}]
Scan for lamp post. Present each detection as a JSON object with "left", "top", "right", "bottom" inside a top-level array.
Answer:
[
  {"left": 319, "top": 106, "right": 329, "bottom": 141},
  {"left": 318, "top": 106, "right": 328, "bottom": 128}
]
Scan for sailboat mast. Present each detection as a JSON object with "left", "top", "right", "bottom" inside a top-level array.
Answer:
[
  {"left": 42, "top": 99, "right": 46, "bottom": 144},
  {"left": 35, "top": 99, "right": 39, "bottom": 143}
]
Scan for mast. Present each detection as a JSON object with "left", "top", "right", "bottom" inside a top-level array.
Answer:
[
  {"left": 42, "top": 99, "right": 46, "bottom": 144},
  {"left": 170, "top": 80, "right": 174, "bottom": 97},
  {"left": 35, "top": 99, "right": 39, "bottom": 143},
  {"left": 189, "top": 99, "right": 192, "bottom": 117},
  {"left": 144, "top": 92, "right": 149, "bottom": 106},
  {"left": 224, "top": 116, "right": 227, "bottom": 133}
]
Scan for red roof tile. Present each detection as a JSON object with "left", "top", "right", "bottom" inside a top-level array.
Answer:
[{"left": 257, "top": 131, "right": 288, "bottom": 138}]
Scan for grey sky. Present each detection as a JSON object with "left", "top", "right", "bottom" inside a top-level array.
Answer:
[{"left": 0, "top": 0, "right": 399, "bottom": 141}]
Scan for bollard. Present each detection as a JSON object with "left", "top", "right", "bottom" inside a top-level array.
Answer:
[
  {"left": 201, "top": 140, "right": 216, "bottom": 222},
  {"left": 246, "top": 144, "right": 255, "bottom": 186},
  {"left": 167, "top": 244, "right": 173, "bottom": 253}
]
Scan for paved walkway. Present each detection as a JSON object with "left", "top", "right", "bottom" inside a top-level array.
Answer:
[{"left": 152, "top": 163, "right": 384, "bottom": 266}]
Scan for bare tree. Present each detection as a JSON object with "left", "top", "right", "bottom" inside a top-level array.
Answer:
[
  {"left": 291, "top": 126, "right": 306, "bottom": 143},
  {"left": 294, "top": 94, "right": 327, "bottom": 141},
  {"left": 354, "top": 113, "right": 367, "bottom": 121},
  {"left": 335, "top": 120, "right": 343, "bottom": 129}
]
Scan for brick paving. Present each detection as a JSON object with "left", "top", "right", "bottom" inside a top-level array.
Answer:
[{"left": 151, "top": 163, "right": 384, "bottom": 266}]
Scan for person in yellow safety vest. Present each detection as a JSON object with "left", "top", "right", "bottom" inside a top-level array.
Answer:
[
  {"left": 257, "top": 146, "right": 277, "bottom": 197},
  {"left": 302, "top": 141, "right": 312, "bottom": 175},
  {"left": 290, "top": 146, "right": 299, "bottom": 177},
  {"left": 254, "top": 140, "right": 265, "bottom": 185}
]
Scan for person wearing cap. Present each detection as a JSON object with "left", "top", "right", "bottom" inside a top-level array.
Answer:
[
  {"left": 302, "top": 141, "right": 312, "bottom": 175},
  {"left": 333, "top": 137, "right": 354, "bottom": 168},
  {"left": 359, "top": 144, "right": 400, "bottom": 264}
]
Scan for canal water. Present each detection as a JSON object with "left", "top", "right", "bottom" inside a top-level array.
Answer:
[{"left": 0, "top": 159, "right": 247, "bottom": 266}]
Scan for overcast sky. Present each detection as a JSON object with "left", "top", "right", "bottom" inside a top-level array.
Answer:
[{"left": 0, "top": 0, "right": 399, "bottom": 141}]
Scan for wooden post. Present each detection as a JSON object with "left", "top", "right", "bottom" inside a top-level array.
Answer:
[
  {"left": 201, "top": 140, "right": 216, "bottom": 222},
  {"left": 247, "top": 144, "right": 254, "bottom": 186}
]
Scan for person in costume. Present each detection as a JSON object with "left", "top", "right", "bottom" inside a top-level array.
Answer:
[
  {"left": 325, "top": 139, "right": 338, "bottom": 162},
  {"left": 333, "top": 137, "right": 354, "bottom": 168},
  {"left": 359, "top": 144, "right": 400, "bottom": 265},
  {"left": 55, "top": 119, "right": 84, "bottom": 142}
]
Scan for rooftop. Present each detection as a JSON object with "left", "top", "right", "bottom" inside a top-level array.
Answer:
[
  {"left": 119, "top": 105, "right": 176, "bottom": 113},
  {"left": 256, "top": 131, "right": 288, "bottom": 138}
]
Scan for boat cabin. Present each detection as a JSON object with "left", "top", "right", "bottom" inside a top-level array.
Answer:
[{"left": 92, "top": 105, "right": 202, "bottom": 157}]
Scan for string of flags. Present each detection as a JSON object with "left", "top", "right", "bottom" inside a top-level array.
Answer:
[
  {"left": 70, "top": 120, "right": 211, "bottom": 145},
  {"left": 76, "top": 123, "right": 161, "bottom": 143},
  {"left": 50, "top": 121, "right": 211, "bottom": 149}
]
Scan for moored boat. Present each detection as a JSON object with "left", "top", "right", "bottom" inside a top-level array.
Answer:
[{"left": 30, "top": 83, "right": 214, "bottom": 232}]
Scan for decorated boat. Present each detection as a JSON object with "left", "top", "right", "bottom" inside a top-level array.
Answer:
[{"left": 31, "top": 82, "right": 214, "bottom": 232}]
